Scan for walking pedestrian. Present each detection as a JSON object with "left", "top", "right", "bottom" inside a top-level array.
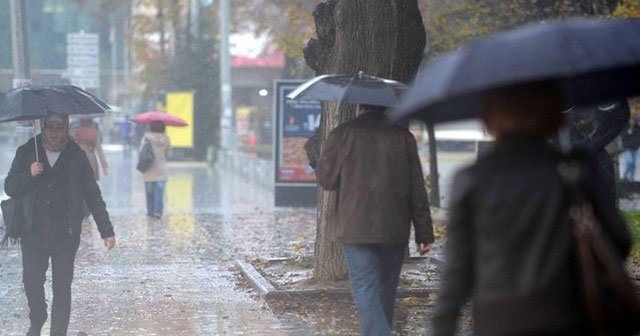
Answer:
[
  {"left": 432, "top": 84, "right": 632, "bottom": 336},
  {"left": 72, "top": 117, "right": 108, "bottom": 181},
  {"left": 314, "top": 104, "right": 434, "bottom": 336},
  {"left": 561, "top": 101, "right": 629, "bottom": 206},
  {"left": 621, "top": 116, "right": 640, "bottom": 181},
  {"left": 120, "top": 114, "right": 133, "bottom": 156},
  {"left": 4, "top": 115, "right": 116, "bottom": 336},
  {"left": 139, "top": 120, "right": 171, "bottom": 219}
]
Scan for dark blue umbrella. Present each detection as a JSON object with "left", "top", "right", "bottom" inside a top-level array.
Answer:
[
  {"left": 0, "top": 85, "right": 110, "bottom": 123},
  {"left": 392, "top": 18, "right": 640, "bottom": 123},
  {"left": 287, "top": 71, "right": 406, "bottom": 108}
]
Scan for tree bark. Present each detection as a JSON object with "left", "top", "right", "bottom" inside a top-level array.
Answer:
[{"left": 304, "top": 0, "right": 426, "bottom": 280}]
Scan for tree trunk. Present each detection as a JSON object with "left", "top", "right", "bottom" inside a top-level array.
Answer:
[{"left": 304, "top": 0, "right": 426, "bottom": 280}]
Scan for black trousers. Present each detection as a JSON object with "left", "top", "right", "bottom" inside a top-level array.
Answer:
[{"left": 21, "top": 237, "right": 80, "bottom": 336}]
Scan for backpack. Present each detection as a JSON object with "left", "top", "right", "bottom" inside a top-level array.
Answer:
[{"left": 136, "top": 139, "right": 155, "bottom": 173}]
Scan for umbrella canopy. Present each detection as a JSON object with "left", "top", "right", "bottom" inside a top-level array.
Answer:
[
  {"left": 0, "top": 85, "right": 111, "bottom": 123},
  {"left": 392, "top": 18, "right": 640, "bottom": 124},
  {"left": 287, "top": 71, "right": 407, "bottom": 107},
  {"left": 130, "top": 111, "right": 188, "bottom": 127}
]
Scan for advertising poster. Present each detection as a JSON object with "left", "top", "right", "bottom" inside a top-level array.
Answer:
[
  {"left": 166, "top": 92, "right": 194, "bottom": 148},
  {"left": 275, "top": 81, "right": 321, "bottom": 184}
]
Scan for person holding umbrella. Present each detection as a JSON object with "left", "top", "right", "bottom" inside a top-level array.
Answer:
[
  {"left": 392, "top": 19, "right": 639, "bottom": 335},
  {"left": 4, "top": 114, "right": 116, "bottom": 336},
  {"left": 138, "top": 120, "right": 172, "bottom": 219}
]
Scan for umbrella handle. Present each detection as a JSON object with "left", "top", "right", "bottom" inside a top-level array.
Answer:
[{"left": 32, "top": 122, "right": 39, "bottom": 162}]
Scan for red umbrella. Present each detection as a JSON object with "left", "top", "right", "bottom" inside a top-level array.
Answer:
[{"left": 130, "top": 111, "right": 188, "bottom": 127}]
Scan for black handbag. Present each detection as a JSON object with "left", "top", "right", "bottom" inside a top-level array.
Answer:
[
  {"left": 1, "top": 197, "right": 23, "bottom": 246},
  {"left": 559, "top": 160, "right": 640, "bottom": 336},
  {"left": 136, "top": 139, "right": 155, "bottom": 173}
]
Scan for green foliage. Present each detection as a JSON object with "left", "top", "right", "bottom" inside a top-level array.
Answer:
[
  {"left": 623, "top": 211, "right": 640, "bottom": 262},
  {"left": 419, "top": 0, "right": 604, "bottom": 60},
  {"left": 614, "top": 0, "right": 640, "bottom": 17}
]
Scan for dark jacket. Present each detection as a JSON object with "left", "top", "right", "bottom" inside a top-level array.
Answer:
[
  {"left": 316, "top": 111, "right": 434, "bottom": 245},
  {"left": 4, "top": 135, "right": 114, "bottom": 240},
  {"left": 432, "top": 137, "right": 632, "bottom": 336},
  {"left": 621, "top": 124, "right": 640, "bottom": 151},
  {"left": 565, "top": 101, "right": 629, "bottom": 209}
]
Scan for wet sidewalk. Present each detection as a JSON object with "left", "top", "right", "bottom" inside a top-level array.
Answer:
[
  {"left": 0, "top": 145, "right": 316, "bottom": 335},
  {"left": 0, "top": 143, "right": 461, "bottom": 335}
]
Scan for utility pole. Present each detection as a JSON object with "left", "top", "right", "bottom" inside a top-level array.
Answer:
[
  {"left": 123, "top": 1, "right": 132, "bottom": 111},
  {"left": 110, "top": 14, "right": 119, "bottom": 105},
  {"left": 10, "top": 0, "right": 33, "bottom": 146},
  {"left": 158, "top": 0, "right": 165, "bottom": 56},
  {"left": 219, "top": 0, "right": 234, "bottom": 151},
  {"left": 189, "top": 0, "right": 200, "bottom": 48}
]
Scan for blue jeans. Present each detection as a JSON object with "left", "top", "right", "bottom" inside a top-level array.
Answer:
[
  {"left": 624, "top": 149, "right": 637, "bottom": 181},
  {"left": 145, "top": 181, "right": 165, "bottom": 217},
  {"left": 343, "top": 244, "right": 406, "bottom": 336}
]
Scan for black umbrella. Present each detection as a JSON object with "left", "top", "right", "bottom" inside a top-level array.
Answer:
[
  {"left": 392, "top": 18, "right": 640, "bottom": 123},
  {"left": 0, "top": 85, "right": 110, "bottom": 123},
  {"left": 0, "top": 85, "right": 111, "bottom": 161},
  {"left": 287, "top": 71, "right": 407, "bottom": 107}
]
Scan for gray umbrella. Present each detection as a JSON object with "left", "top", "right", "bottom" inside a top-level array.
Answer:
[
  {"left": 0, "top": 85, "right": 110, "bottom": 123},
  {"left": 392, "top": 18, "right": 640, "bottom": 123},
  {"left": 287, "top": 71, "right": 406, "bottom": 107},
  {"left": 0, "top": 85, "right": 111, "bottom": 161}
]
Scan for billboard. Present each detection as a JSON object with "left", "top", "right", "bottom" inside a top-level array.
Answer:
[
  {"left": 273, "top": 80, "right": 321, "bottom": 207},
  {"left": 166, "top": 92, "right": 194, "bottom": 148},
  {"left": 274, "top": 80, "right": 321, "bottom": 184}
]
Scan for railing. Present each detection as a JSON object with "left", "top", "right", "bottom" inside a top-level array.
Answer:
[{"left": 217, "top": 149, "right": 274, "bottom": 191}]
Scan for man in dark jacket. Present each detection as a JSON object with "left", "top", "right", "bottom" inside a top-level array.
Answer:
[
  {"left": 4, "top": 115, "right": 116, "bottom": 336},
  {"left": 562, "top": 101, "right": 630, "bottom": 204},
  {"left": 315, "top": 104, "right": 434, "bottom": 336}
]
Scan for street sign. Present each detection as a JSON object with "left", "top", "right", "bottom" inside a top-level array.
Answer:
[{"left": 66, "top": 32, "right": 100, "bottom": 89}]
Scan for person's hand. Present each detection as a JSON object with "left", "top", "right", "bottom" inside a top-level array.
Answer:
[
  {"left": 417, "top": 243, "right": 432, "bottom": 255},
  {"left": 30, "top": 162, "right": 44, "bottom": 177},
  {"left": 103, "top": 236, "right": 116, "bottom": 250},
  {"left": 102, "top": 165, "right": 109, "bottom": 176}
]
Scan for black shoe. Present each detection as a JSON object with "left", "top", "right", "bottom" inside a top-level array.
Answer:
[{"left": 26, "top": 326, "right": 42, "bottom": 336}]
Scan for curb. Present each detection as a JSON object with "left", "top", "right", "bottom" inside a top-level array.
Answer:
[{"left": 236, "top": 259, "right": 438, "bottom": 301}]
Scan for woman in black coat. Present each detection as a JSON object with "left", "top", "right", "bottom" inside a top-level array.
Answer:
[{"left": 432, "top": 85, "right": 632, "bottom": 336}]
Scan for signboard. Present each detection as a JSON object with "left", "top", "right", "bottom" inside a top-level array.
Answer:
[
  {"left": 66, "top": 33, "right": 100, "bottom": 89},
  {"left": 274, "top": 80, "right": 321, "bottom": 207},
  {"left": 166, "top": 92, "right": 194, "bottom": 148}
]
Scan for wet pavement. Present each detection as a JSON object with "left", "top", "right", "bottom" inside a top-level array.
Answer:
[
  {"left": 0, "top": 139, "right": 316, "bottom": 335},
  {"left": 0, "top": 137, "right": 461, "bottom": 335}
]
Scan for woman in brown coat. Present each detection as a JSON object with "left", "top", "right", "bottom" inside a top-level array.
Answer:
[{"left": 140, "top": 121, "right": 171, "bottom": 218}]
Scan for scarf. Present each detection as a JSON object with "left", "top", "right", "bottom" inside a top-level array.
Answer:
[{"left": 40, "top": 115, "right": 70, "bottom": 152}]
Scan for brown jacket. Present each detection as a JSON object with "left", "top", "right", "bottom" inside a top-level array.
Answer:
[{"left": 316, "top": 111, "right": 433, "bottom": 245}]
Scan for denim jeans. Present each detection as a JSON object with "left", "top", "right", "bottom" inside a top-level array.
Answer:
[
  {"left": 145, "top": 181, "right": 166, "bottom": 217},
  {"left": 343, "top": 244, "right": 406, "bottom": 336},
  {"left": 624, "top": 149, "right": 637, "bottom": 181}
]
